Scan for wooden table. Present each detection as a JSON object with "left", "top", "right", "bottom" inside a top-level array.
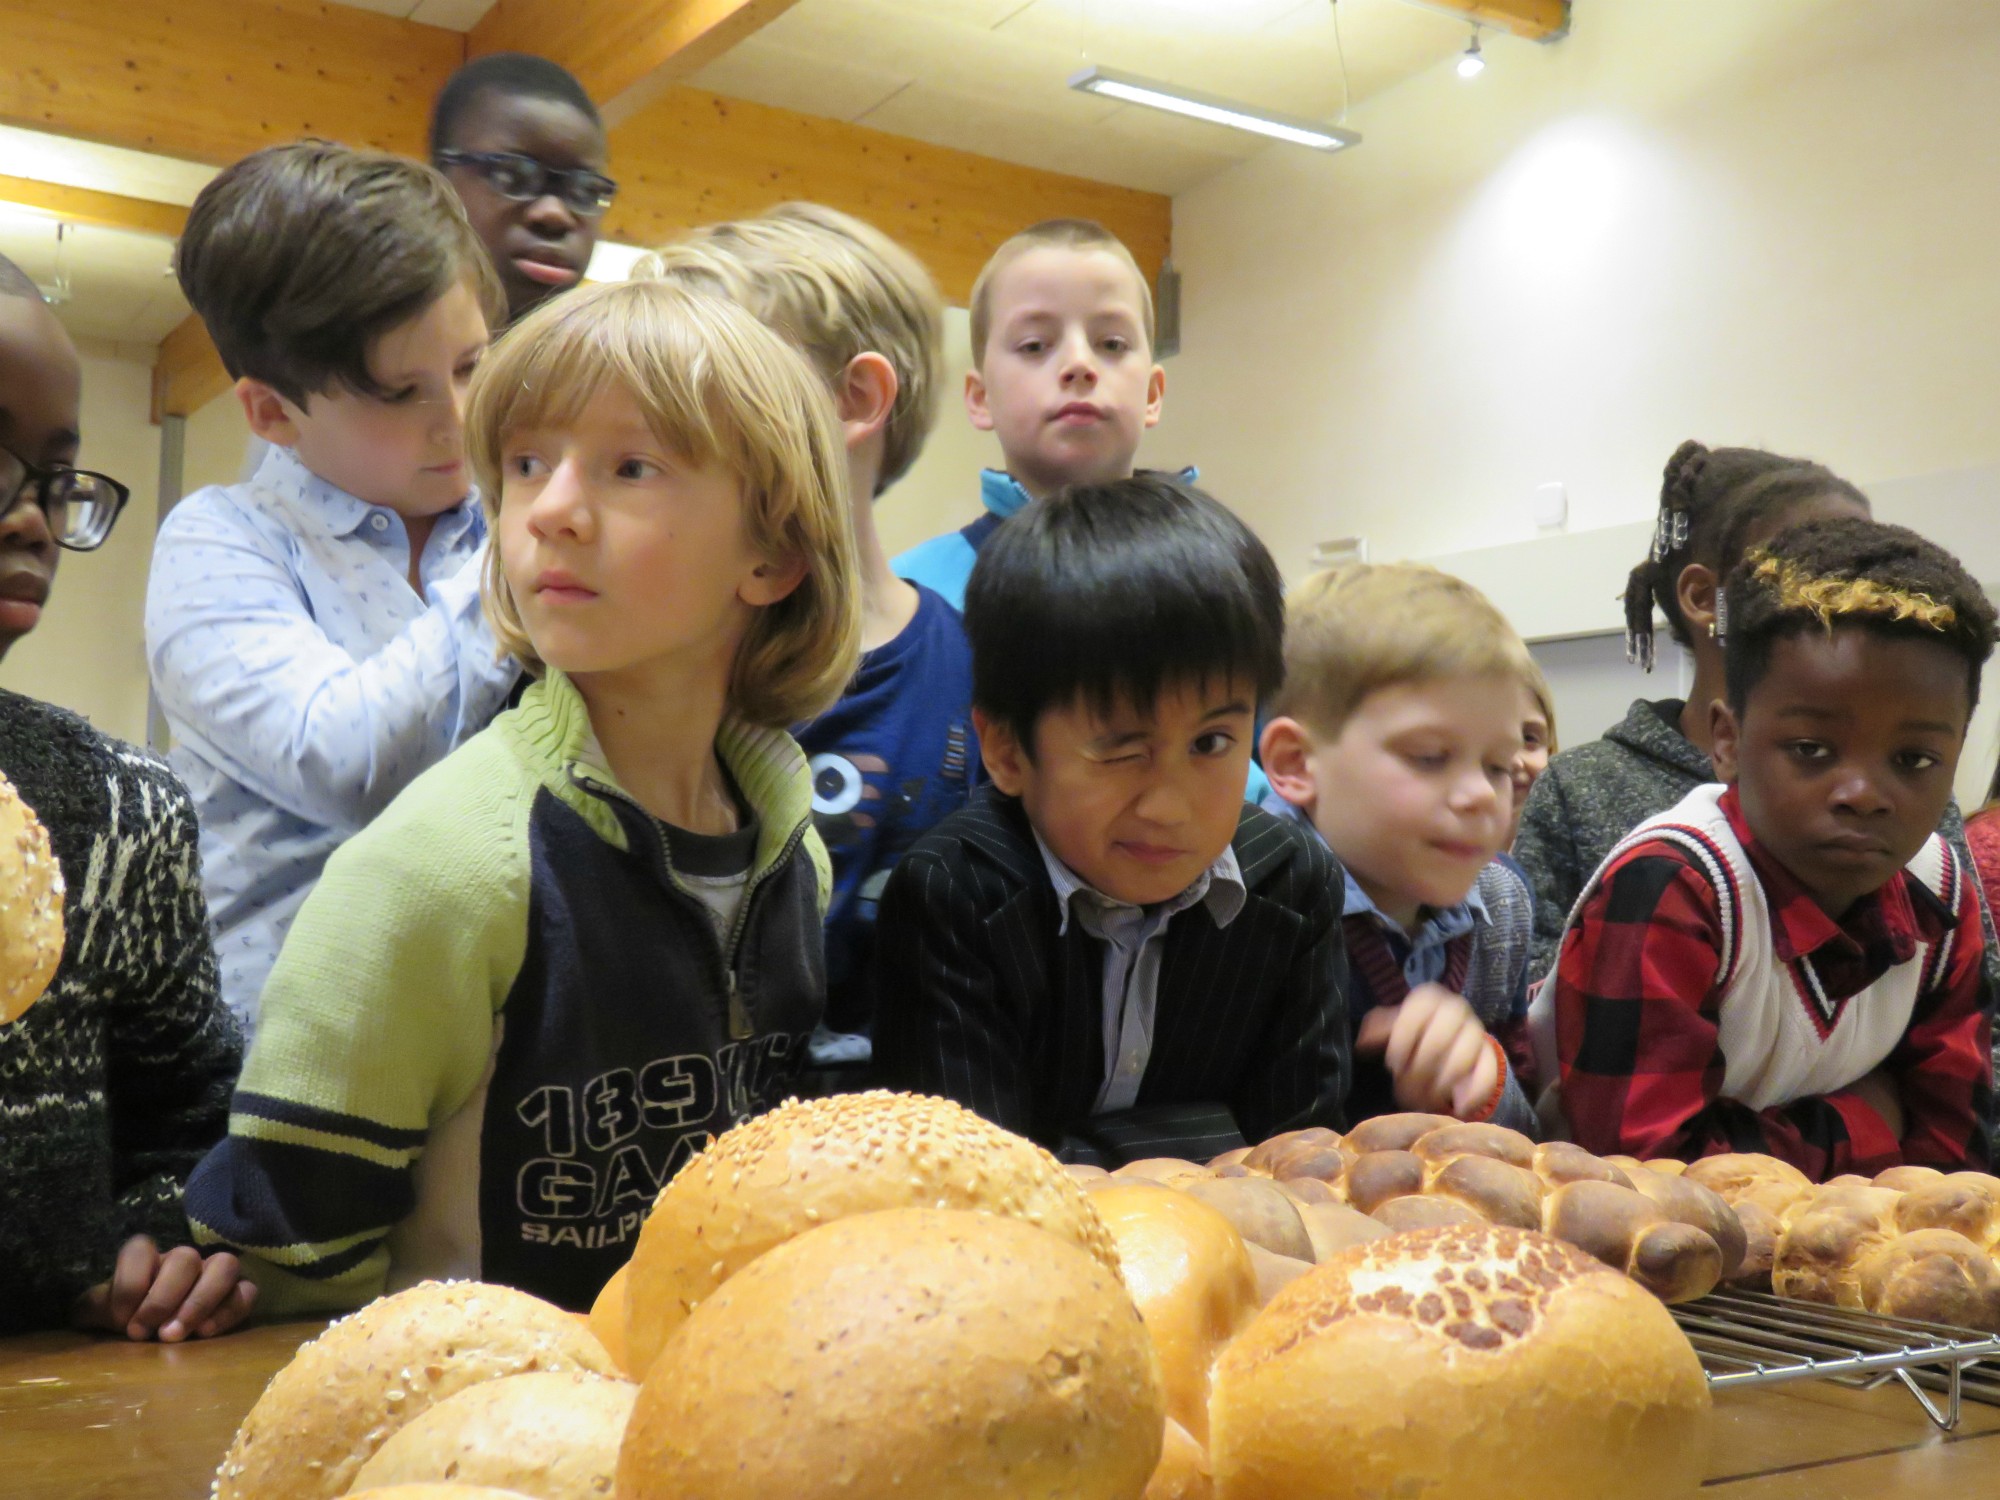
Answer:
[{"left": 5, "top": 1321, "right": 2000, "bottom": 1498}]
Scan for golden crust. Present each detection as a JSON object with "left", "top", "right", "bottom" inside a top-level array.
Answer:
[
  {"left": 0, "top": 768, "right": 63, "bottom": 1024},
  {"left": 214, "top": 1281, "right": 618, "bottom": 1500},
  {"left": 622, "top": 1090, "right": 1117, "bottom": 1380}
]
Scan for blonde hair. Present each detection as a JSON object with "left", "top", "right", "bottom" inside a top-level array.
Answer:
[
  {"left": 633, "top": 204, "right": 945, "bottom": 493},
  {"left": 467, "top": 278, "right": 861, "bottom": 729},
  {"left": 1273, "top": 563, "right": 1536, "bottom": 739},
  {"left": 967, "top": 219, "right": 1153, "bottom": 363}
]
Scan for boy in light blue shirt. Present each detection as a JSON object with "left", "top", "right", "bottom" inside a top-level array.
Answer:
[{"left": 147, "top": 142, "right": 518, "bottom": 1026}]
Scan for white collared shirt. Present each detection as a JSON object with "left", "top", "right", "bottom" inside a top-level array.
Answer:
[
  {"left": 1033, "top": 834, "right": 1247, "bottom": 1114},
  {"left": 146, "top": 443, "right": 519, "bottom": 1026}
]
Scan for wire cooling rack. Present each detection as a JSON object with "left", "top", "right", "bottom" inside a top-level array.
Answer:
[{"left": 1670, "top": 1287, "right": 2000, "bottom": 1431}]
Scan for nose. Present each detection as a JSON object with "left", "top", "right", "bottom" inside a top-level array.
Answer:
[
  {"left": 1057, "top": 329, "right": 1099, "bottom": 388},
  {"left": 1132, "top": 768, "right": 1193, "bottom": 828},
  {"left": 521, "top": 192, "right": 581, "bottom": 240},
  {"left": 0, "top": 488, "right": 54, "bottom": 551},
  {"left": 1829, "top": 763, "right": 1892, "bottom": 818},
  {"left": 1448, "top": 765, "right": 1501, "bottom": 815},
  {"left": 526, "top": 455, "right": 592, "bottom": 541}
]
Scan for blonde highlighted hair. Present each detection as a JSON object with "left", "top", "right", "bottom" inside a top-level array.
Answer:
[
  {"left": 967, "top": 218, "right": 1153, "bottom": 363},
  {"left": 467, "top": 278, "right": 861, "bottom": 729},
  {"left": 633, "top": 203, "right": 945, "bottom": 493},
  {"left": 1273, "top": 562, "right": 1537, "bottom": 739}
]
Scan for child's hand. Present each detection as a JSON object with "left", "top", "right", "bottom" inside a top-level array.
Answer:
[
  {"left": 1354, "top": 984, "right": 1500, "bottom": 1119},
  {"left": 1850, "top": 1069, "right": 1907, "bottom": 1140},
  {"left": 70, "top": 1235, "right": 258, "bottom": 1342}
]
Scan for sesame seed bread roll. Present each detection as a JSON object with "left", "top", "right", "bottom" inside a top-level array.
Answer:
[{"left": 622, "top": 1091, "right": 1118, "bottom": 1379}]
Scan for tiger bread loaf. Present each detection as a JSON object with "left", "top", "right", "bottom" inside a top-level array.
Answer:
[
  {"left": 1207, "top": 1222, "right": 1712, "bottom": 1500},
  {"left": 347, "top": 1371, "right": 635, "bottom": 1499},
  {"left": 615, "top": 1206, "right": 1166, "bottom": 1500},
  {"left": 1111, "top": 1116, "right": 1745, "bottom": 1302},
  {"left": 213, "top": 1281, "right": 621, "bottom": 1500},
  {"left": 0, "top": 766, "right": 62, "bottom": 1024},
  {"left": 621, "top": 1090, "right": 1117, "bottom": 1380}
]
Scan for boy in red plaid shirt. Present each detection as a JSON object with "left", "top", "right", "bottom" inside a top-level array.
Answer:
[{"left": 1531, "top": 517, "right": 1995, "bottom": 1179}]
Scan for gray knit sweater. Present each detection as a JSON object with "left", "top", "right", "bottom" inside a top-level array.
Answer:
[
  {"left": 1514, "top": 696, "right": 1997, "bottom": 997},
  {"left": 0, "top": 690, "right": 242, "bottom": 1333}
]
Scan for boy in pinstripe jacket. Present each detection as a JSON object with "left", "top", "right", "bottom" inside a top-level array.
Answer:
[{"left": 871, "top": 474, "right": 1349, "bottom": 1166}]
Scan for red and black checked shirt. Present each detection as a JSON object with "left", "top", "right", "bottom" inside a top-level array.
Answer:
[{"left": 1554, "top": 787, "right": 1992, "bottom": 1178}]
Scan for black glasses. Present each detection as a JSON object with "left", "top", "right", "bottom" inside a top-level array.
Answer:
[
  {"left": 434, "top": 150, "right": 619, "bottom": 218},
  {"left": 0, "top": 445, "right": 130, "bottom": 552}
]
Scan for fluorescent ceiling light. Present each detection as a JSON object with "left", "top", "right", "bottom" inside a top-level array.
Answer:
[
  {"left": 585, "top": 240, "right": 650, "bottom": 282},
  {"left": 1070, "top": 67, "right": 1359, "bottom": 153}
]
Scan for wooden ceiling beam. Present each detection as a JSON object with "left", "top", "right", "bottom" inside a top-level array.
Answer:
[
  {"left": 602, "top": 89, "right": 1171, "bottom": 307},
  {"left": 151, "top": 313, "right": 231, "bottom": 424},
  {"left": 0, "top": 176, "right": 188, "bottom": 239},
  {"left": 468, "top": 0, "right": 802, "bottom": 126},
  {"left": 1407, "top": 0, "right": 1569, "bottom": 43}
]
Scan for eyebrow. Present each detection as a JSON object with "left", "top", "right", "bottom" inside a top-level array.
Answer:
[
  {"left": 1771, "top": 703, "right": 1960, "bottom": 735},
  {"left": 1088, "top": 702, "right": 1252, "bottom": 749}
]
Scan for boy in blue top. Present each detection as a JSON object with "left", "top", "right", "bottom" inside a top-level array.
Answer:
[
  {"left": 893, "top": 218, "right": 1168, "bottom": 610},
  {"left": 1259, "top": 563, "right": 1541, "bottom": 1134},
  {"left": 147, "top": 143, "right": 520, "bottom": 1026},
  {"left": 639, "top": 205, "right": 978, "bottom": 1083}
]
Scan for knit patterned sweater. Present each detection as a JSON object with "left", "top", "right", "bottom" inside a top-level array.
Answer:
[{"left": 0, "top": 690, "right": 242, "bottom": 1333}]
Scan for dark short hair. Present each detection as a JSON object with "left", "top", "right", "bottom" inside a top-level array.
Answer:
[
  {"left": 965, "top": 473, "right": 1285, "bottom": 753},
  {"left": 175, "top": 141, "right": 505, "bottom": 406},
  {"left": 1724, "top": 516, "right": 1997, "bottom": 716},
  {"left": 430, "top": 53, "right": 602, "bottom": 156}
]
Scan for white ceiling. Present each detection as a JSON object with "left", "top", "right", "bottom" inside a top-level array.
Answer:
[
  {"left": 320, "top": 0, "right": 498, "bottom": 27},
  {"left": 0, "top": 210, "right": 188, "bottom": 346}
]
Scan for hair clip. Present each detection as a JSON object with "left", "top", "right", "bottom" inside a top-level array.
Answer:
[
  {"left": 1649, "top": 508, "right": 1690, "bottom": 564},
  {"left": 1624, "top": 627, "right": 1656, "bottom": 673},
  {"left": 1712, "top": 586, "right": 1728, "bottom": 641}
]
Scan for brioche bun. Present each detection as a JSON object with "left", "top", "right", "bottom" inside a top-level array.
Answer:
[
  {"left": 349, "top": 1371, "right": 634, "bottom": 1499},
  {"left": 0, "top": 768, "right": 62, "bottom": 1024},
  {"left": 1209, "top": 1223, "right": 1711, "bottom": 1500},
  {"left": 214, "top": 1281, "right": 617, "bottom": 1500},
  {"left": 623, "top": 1091, "right": 1118, "bottom": 1378},
  {"left": 617, "top": 1207, "right": 1164, "bottom": 1500}
]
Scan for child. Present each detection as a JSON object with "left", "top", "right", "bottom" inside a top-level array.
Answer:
[
  {"left": 872, "top": 473, "right": 1348, "bottom": 1165},
  {"left": 1514, "top": 441, "right": 1871, "bottom": 976},
  {"left": 637, "top": 204, "right": 975, "bottom": 1085},
  {"left": 148, "top": 142, "right": 522, "bottom": 1025},
  {"left": 184, "top": 279, "right": 860, "bottom": 1313},
  {"left": 0, "top": 256, "right": 252, "bottom": 1340},
  {"left": 1508, "top": 659, "right": 1557, "bottom": 851},
  {"left": 1537, "top": 517, "right": 1995, "bottom": 1177},
  {"left": 430, "top": 52, "right": 614, "bottom": 326},
  {"left": 1258, "top": 564, "right": 1539, "bottom": 1132},
  {"left": 892, "top": 218, "right": 1167, "bottom": 611}
]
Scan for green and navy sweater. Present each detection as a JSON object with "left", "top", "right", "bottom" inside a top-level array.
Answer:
[
  {"left": 185, "top": 671, "right": 829, "bottom": 1314},
  {"left": 0, "top": 690, "right": 242, "bottom": 1333}
]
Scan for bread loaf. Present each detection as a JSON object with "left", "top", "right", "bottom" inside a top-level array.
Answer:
[
  {"left": 215, "top": 1281, "right": 618, "bottom": 1500},
  {"left": 622, "top": 1091, "right": 1117, "bottom": 1379},
  {"left": 1207, "top": 1223, "right": 1712, "bottom": 1500},
  {"left": 349, "top": 1371, "right": 635, "bottom": 1500},
  {"left": 1854, "top": 1228, "right": 2000, "bottom": 1331},
  {"left": 0, "top": 768, "right": 62, "bottom": 1025},
  {"left": 1090, "top": 1182, "right": 1258, "bottom": 1445},
  {"left": 1541, "top": 1180, "right": 1723, "bottom": 1302},
  {"left": 1772, "top": 1186, "right": 1902, "bottom": 1307},
  {"left": 615, "top": 1207, "right": 1165, "bottom": 1500}
]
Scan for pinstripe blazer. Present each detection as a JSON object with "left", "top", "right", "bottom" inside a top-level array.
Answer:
[{"left": 871, "top": 786, "right": 1350, "bottom": 1165}]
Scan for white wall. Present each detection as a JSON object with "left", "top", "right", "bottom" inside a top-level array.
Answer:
[
  {"left": 0, "top": 339, "right": 160, "bottom": 744},
  {"left": 1164, "top": 0, "right": 2000, "bottom": 806}
]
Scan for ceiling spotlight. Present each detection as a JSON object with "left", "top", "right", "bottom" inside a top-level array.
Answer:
[{"left": 1457, "top": 31, "right": 1486, "bottom": 79}]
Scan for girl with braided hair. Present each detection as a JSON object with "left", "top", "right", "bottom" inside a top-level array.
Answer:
[
  {"left": 1513, "top": 440, "right": 1870, "bottom": 977},
  {"left": 1534, "top": 516, "right": 1997, "bottom": 1178}
]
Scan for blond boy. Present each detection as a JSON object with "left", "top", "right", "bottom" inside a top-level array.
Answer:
[
  {"left": 1258, "top": 564, "right": 1540, "bottom": 1131},
  {"left": 638, "top": 205, "right": 975, "bottom": 1080},
  {"left": 892, "top": 218, "right": 1167, "bottom": 610}
]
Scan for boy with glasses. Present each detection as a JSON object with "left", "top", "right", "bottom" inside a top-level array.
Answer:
[
  {"left": 430, "top": 52, "right": 614, "bottom": 326},
  {"left": 0, "top": 255, "right": 253, "bottom": 1340}
]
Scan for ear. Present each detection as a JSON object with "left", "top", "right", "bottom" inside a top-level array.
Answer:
[
  {"left": 972, "top": 705, "right": 1030, "bottom": 796},
  {"left": 236, "top": 377, "right": 301, "bottom": 447},
  {"left": 1677, "top": 562, "right": 1719, "bottom": 638},
  {"left": 1142, "top": 362, "right": 1166, "bottom": 430},
  {"left": 964, "top": 367, "right": 995, "bottom": 433},
  {"left": 1709, "top": 698, "right": 1741, "bottom": 783},
  {"left": 837, "top": 352, "right": 898, "bottom": 450},
  {"left": 1258, "top": 716, "right": 1319, "bottom": 811},
  {"left": 740, "top": 551, "right": 809, "bottom": 609}
]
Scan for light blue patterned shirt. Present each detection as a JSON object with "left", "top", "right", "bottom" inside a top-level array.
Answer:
[{"left": 145, "top": 444, "right": 520, "bottom": 1027}]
